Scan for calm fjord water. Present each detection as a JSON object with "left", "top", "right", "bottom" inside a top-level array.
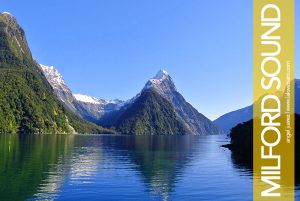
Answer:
[{"left": 0, "top": 134, "right": 288, "bottom": 201}]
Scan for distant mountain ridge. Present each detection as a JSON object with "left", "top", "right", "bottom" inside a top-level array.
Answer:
[
  {"left": 214, "top": 105, "right": 252, "bottom": 134},
  {"left": 214, "top": 79, "right": 300, "bottom": 134},
  {"left": 43, "top": 66, "right": 222, "bottom": 135}
]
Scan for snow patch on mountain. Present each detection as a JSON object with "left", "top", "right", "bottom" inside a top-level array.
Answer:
[
  {"left": 39, "top": 64, "right": 77, "bottom": 112},
  {"left": 74, "top": 94, "right": 124, "bottom": 105},
  {"left": 74, "top": 94, "right": 101, "bottom": 104},
  {"left": 143, "top": 69, "right": 177, "bottom": 97},
  {"left": 1, "top": 12, "right": 12, "bottom": 16},
  {"left": 153, "top": 69, "right": 168, "bottom": 79},
  {"left": 145, "top": 69, "right": 169, "bottom": 89},
  {"left": 1, "top": 11, "right": 14, "bottom": 18},
  {"left": 40, "top": 64, "right": 66, "bottom": 89},
  {"left": 39, "top": 64, "right": 125, "bottom": 123}
]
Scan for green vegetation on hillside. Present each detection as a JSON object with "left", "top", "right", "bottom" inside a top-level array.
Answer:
[
  {"left": 114, "top": 89, "right": 189, "bottom": 135},
  {"left": 0, "top": 13, "right": 111, "bottom": 134}
]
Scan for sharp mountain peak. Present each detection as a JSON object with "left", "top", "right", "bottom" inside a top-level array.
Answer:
[
  {"left": 153, "top": 69, "right": 169, "bottom": 80},
  {"left": 144, "top": 69, "right": 177, "bottom": 93},
  {"left": 1, "top": 11, "right": 14, "bottom": 18}
]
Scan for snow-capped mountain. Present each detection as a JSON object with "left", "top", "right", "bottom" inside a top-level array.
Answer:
[
  {"left": 74, "top": 93, "right": 124, "bottom": 123},
  {"left": 74, "top": 94, "right": 123, "bottom": 106},
  {"left": 40, "top": 64, "right": 124, "bottom": 123},
  {"left": 40, "top": 66, "right": 222, "bottom": 134},
  {"left": 74, "top": 94, "right": 103, "bottom": 104},
  {"left": 40, "top": 64, "right": 77, "bottom": 113},
  {"left": 98, "top": 69, "right": 223, "bottom": 134},
  {"left": 144, "top": 70, "right": 177, "bottom": 95},
  {"left": 141, "top": 70, "right": 223, "bottom": 134}
]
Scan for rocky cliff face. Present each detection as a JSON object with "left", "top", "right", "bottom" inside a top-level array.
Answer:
[
  {"left": 39, "top": 64, "right": 77, "bottom": 113},
  {"left": 1, "top": 12, "right": 32, "bottom": 60},
  {"left": 40, "top": 65, "right": 124, "bottom": 123}
]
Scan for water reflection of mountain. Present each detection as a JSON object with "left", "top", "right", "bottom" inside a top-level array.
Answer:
[
  {"left": 101, "top": 135, "right": 199, "bottom": 201},
  {"left": 31, "top": 135, "right": 105, "bottom": 200},
  {"left": 0, "top": 134, "right": 74, "bottom": 201},
  {"left": 0, "top": 135, "right": 108, "bottom": 201},
  {"left": 1, "top": 134, "right": 224, "bottom": 201},
  {"left": 229, "top": 151, "right": 253, "bottom": 177}
]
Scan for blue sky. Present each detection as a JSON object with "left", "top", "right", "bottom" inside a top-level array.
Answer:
[{"left": 1, "top": 0, "right": 299, "bottom": 120}]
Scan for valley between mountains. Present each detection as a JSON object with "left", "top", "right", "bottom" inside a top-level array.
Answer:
[
  {"left": 40, "top": 64, "right": 223, "bottom": 135},
  {"left": 1, "top": 11, "right": 297, "bottom": 136},
  {"left": 0, "top": 12, "right": 223, "bottom": 135}
]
